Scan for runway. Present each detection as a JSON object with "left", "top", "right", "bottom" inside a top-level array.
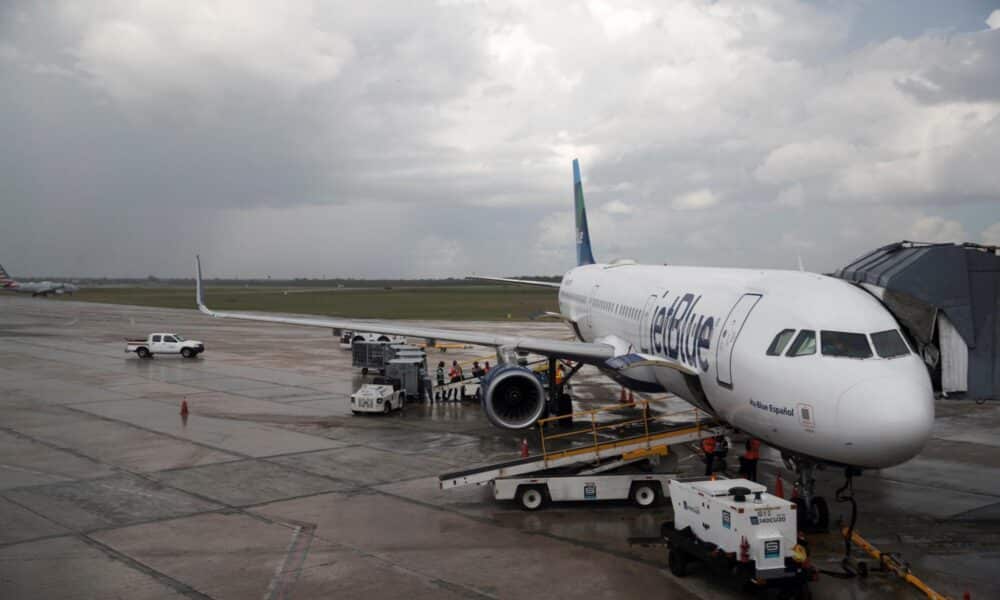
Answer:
[{"left": 1, "top": 296, "right": 997, "bottom": 598}]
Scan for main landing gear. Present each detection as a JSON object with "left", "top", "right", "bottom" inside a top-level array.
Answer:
[{"left": 783, "top": 455, "right": 830, "bottom": 532}]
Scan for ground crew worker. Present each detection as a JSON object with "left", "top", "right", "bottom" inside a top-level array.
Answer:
[
  {"left": 738, "top": 438, "right": 761, "bottom": 481},
  {"left": 713, "top": 435, "right": 730, "bottom": 473},
  {"left": 701, "top": 435, "right": 717, "bottom": 476},
  {"left": 483, "top": 361, "right": 491, "bottom": 374},
  {"left": 471, "top": 361, "right": 484, "bottom": 379},
  {"left": 555, "top": 364, "right": 565, "bottom": 385},
  {"left": 435, "top": 361, "right": 446, "bottom": 402}
]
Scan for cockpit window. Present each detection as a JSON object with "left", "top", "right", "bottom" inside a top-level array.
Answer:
[
  {"left": 786, "top": 330, "right": 816, "bottom": 357},
  {"left": 766, "top": 329, "right": 796, "bottom": 356},
  {"left": 871, "top": 330, "right": 909, "bottom": 358},
  {"left": 821, "top": 331, "right": 872, "bottom": 359}
]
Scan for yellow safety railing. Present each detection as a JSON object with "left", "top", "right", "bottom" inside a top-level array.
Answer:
[{"left": 536, "top": 400, "right": 709, "bottom": 468}]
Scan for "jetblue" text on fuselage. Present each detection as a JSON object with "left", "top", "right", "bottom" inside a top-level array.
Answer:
[{"left": 646, "top": 291, "right": 716, "bottom": 372}]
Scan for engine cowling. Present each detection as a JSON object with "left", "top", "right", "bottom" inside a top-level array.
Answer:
[{"left": 481, "top": 364, "right": 547, "bottom": 429}]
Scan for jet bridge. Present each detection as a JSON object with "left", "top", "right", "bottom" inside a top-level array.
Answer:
[
  {"left": 439, "top": 402, "right": 725, "bottom": 490},
  {"left": 834, "top": 241, "right": 999, "bottom": 401}
]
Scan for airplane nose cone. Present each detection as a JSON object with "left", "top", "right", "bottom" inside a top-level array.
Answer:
[{"left": 837, "top": 376, "right": 934, "bottom": 468}]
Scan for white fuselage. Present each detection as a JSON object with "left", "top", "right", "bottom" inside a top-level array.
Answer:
[{"left": 558, "top": 263, "right": 935, "bottom": 469}]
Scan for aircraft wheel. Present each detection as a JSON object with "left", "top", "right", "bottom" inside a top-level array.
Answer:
[
  {"left": 812, "top": 497, "right": 830, "bottom": 530},
  {"left": 793, "top": 497, "right": 829, "bottom": 532}
]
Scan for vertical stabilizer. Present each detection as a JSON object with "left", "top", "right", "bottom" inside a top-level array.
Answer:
[{"left": 573, "top": 159, "right": 596, "bottom": 266}]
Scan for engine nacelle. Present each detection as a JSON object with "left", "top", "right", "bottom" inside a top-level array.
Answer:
[{"left": 481, "top": 364, "right": 547, "bottom": 429}]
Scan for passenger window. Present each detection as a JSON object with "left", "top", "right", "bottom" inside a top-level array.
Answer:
[
  {"left": 766, "top": 329, "right": 796, "bottom": 356},
  {"left": 152, "top": 335, "right": 162, "bottom": 342},
  {"left": 164, "top": 336, "right": 177, "bottom": 343},
  {"left": 786, "top": 330, "right": 816, "bottom": 357},
  {"left": 820, "top": 331, "right": 872, "bottom": 359},
  {"left": 871, "top": 330, "right": 909, "bottom": 358}
]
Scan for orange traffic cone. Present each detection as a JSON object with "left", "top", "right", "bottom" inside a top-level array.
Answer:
[
  {"left": 775, "top": 475, "right": 785, "bottom": 499},
  {"left": 619, "top": 388, "right": 627, "bottom": 404},
  {"left": 520, "top": 438, "right": 529, "bottom": 458},
  {"left": 180, "top": 400, "right": 189, "bottom": 417}
]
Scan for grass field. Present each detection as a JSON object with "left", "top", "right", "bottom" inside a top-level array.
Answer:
[{"left": 57, "top": 284, "right": 559, "bottom": 321}]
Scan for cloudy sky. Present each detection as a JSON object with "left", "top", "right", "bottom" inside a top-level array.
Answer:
[{"left": 2, "top": 0, "right": 999, "bottom": 279}]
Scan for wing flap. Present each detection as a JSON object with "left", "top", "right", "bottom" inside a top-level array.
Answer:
[{"left": 605, "top": 352, "right": 699, "bottom": 376}]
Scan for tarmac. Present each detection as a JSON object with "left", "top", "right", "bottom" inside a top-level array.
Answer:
[{"left": 1, "top": 295, "right": 998, "bottom": 599}]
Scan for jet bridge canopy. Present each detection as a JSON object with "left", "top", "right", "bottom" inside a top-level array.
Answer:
[{"left": 834, "top": 241, "right": 999, "bottom": 401}]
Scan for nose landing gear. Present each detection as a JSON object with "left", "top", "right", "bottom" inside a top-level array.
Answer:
[{"left": 784, "top": 455, "right": 829, "bottom": 532}]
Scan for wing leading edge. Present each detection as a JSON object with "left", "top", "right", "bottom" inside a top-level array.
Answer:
[{"left": 195, "top": 256, "right": 612, "bottom": 364}]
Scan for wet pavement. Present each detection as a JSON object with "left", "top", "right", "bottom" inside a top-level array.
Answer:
[{"left": 1, "top": 295, "right": 997, "bottom": 599}]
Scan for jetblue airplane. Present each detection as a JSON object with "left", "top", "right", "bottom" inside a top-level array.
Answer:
[
  {"left": 195, "top": 160, "right": 935, "bottom": 527},
  {"left": 0, "top": 264, "right": 79, "bottom": 296}
]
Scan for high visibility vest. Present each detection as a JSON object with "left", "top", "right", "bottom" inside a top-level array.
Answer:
[{"left": 701, "top": 437, "right": 717, "bottom": 454}]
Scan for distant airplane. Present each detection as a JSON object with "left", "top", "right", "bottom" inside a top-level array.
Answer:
[
  {"left": 194, "top": 159, "right": 935, "bottom": 529},
  {"left": 0, "top": 264, "right": 79, "bottom": 296}
]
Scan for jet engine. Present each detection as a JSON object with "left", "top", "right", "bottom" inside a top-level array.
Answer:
[{"left": 481, "top": 364, "right": 547, "bottom": 429}]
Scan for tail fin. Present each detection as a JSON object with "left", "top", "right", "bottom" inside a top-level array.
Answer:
[
  {"left": 573, "top": 159, "right": 596, "bottom": 266},
  {"left": 0, "top": 264, "right": 9, "bottom": 279}
]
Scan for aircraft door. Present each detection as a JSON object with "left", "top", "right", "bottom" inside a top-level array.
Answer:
[
  {"left": 715, "top": 293, "right": 762, "bottom": 386},
  {"left": 638, "top": 294, "right": 659, "bottom": 352}
]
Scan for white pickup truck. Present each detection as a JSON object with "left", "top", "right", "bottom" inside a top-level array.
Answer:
[{"left": 125, "top": 333, "right": 205, "bottom": 359}]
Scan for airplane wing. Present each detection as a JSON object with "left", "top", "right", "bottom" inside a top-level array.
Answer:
[
  {"left": 465, "top": 275, "right": 561, "bottom": 289},
  {"left": 195, "top": 257, "right": 612, "bottom": 364}
]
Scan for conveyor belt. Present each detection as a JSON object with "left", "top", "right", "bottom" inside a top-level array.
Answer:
[{"left": 439, "top": 421, "right": 722, "bottom": 489}]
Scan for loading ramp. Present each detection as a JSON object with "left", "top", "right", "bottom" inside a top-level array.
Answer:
[{"left": 439, "top": 401, "right": 726, "bottom": 489}]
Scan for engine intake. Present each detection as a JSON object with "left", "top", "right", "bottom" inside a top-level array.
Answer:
[{"left": 481, "top": 364, "right": 547, "bottom": 429}]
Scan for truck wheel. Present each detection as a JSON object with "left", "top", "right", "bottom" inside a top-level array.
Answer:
[
  {"left": 516, "top": 485, "right": 546, "bottom": 511},
  {"left": 631, "top": 482, "right": 660, "bottom": 508},
  {"left": 383, "top": 401, "right": 391, "bottom": 414},
  {"left": 181, "top": 348, "right": 194, "bottom": 359},
  {"left": 668, "top": 548, "right": 688, "bottom": 577},
  {"left": 137, "top": 347, "right": 150, "bottom": 359}
]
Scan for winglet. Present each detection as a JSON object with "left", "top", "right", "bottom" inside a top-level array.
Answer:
[
  {"left": 573, "top": 159, "right": 596, "bottom": 266},
  {"left": 195, "top": 255, "right": 212, "bottom": 316}
]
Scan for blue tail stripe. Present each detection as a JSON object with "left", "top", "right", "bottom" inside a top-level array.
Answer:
[{"left": 573, "top": 159, "right": 596, "bottom": 266}]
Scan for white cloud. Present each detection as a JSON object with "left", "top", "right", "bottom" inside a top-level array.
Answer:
[
  {"left": 982, "top": 221, "right": 1000, "bottom": 245},
  {"left": 602, "top": 200, "right": 634, "bottom": 215},
  {"left": 775, "top": 184, "right": 805, "bottom": 207},
  {"left": 2, "top": 1, "right": 998, "bottom": 278},
  {"left": 72, "top": 2, "right": 354, "bottom": 107},
  {"left": 672, "top": 189, "right": 719, "bottom": 211},
  {"left": 908, "top": 216, "right": 968, "bottom": 243},
  {"left": 756, "top": 139, "right": 855, "bottom": 185},
  {"left": 988, "top": 10, "right": 1000, "bottom": 30}
]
